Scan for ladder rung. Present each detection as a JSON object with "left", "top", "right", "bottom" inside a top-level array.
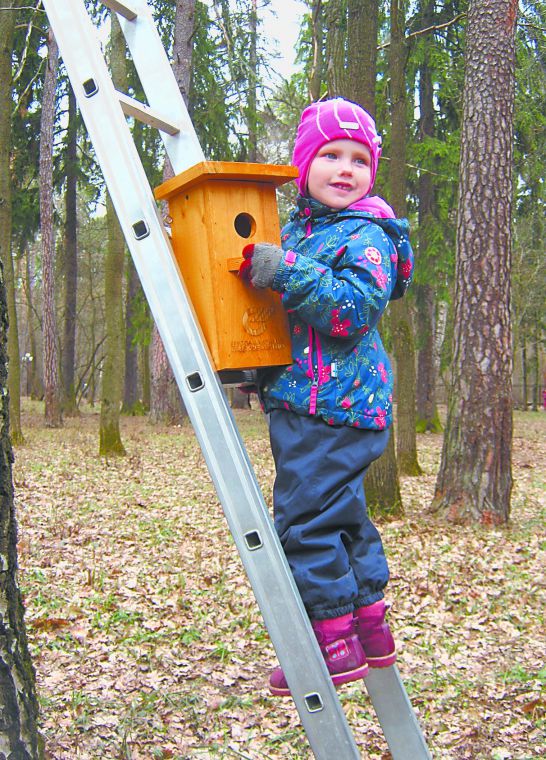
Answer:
[
  {"left": 117, "top": 91, "right": 180, "bottom": 135},
  {"left": 101, "top": 0, "right": 138, "bottom": 20}
]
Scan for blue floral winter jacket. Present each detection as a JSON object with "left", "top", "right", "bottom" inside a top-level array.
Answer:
[{"left": 261, "top": 197, "right": 414, "bottom": 430}]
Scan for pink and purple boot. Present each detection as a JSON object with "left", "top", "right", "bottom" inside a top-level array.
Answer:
[
  {"left": 269, "top": 612, "right": 369, "bottom": 697},
  {"left": 354, "top": 600, "right": 396, "bottom": 668}
]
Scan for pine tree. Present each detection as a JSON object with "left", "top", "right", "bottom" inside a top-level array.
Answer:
[
  {"left": 39, "top": 28, "right": 62, "bottom": 428},
  {"left": 432, "top": 0, "right": 518, "bottom": 524}
]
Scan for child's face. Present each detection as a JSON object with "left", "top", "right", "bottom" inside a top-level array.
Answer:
[{"left": 307, "top": 139, "right": 372, "bottom": 209}]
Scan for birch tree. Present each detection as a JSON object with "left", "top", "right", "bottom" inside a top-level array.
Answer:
[{"left": 0, "top": 263, "right": 42, "bottom": 758}]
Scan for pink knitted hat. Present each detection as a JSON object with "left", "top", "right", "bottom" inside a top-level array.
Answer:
[{"left": 292, "top": 98, "right": 383, "bottom": 197}]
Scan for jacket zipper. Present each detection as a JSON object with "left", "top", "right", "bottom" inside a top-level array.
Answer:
[
  {"left": 308, "top": 326, "right": 324, "bottom": 415},
  {"left": 303, "top": 209, "right": 322, "bottom": 415}
]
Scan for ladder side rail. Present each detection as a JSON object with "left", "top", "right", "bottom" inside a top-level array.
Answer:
[
  {"left": 364, "top": 667, "right": 432, "bottom": 760},
  {"left": 41, "top": 1, "right": 360, "bottom": 757},
  {"left": 113, "top": 0, "right": 205, "bottom": 174}
]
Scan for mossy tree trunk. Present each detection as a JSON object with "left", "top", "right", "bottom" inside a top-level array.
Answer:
[
  {"left": 530, "top": 323, "right": 539, "bottom": 412},
  {"left": 99, "top": 13, "right": 126, "bottom": 456},
  {"left": 341, "top": 0, "right": 404, "bottom": 514},
  {"left": 388, "top": 0, "right": 422, "bottom": 476},
  {"left": 0, "top": 1, "right": 23, "bottom": 443},
  {"left": 122, "top": 257, "right": 140, "bottom": 414},
  {"left": 99, "top": 191, "right": 126, "bottom": 455},
  {"left": 364, "top": 430, "right": 403, "bottom": 519}
]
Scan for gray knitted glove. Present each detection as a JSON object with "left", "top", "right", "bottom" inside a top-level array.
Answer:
[{"left": 239, "top": 243, "right": 284, "bottom": 289}]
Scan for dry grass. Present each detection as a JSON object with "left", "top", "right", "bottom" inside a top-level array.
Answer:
[{"left": 12, "top": 401, "right": 545, "bottom": 759}]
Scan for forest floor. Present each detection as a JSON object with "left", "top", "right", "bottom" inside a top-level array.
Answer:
[{"left": 12, "top": 401, "right": 545, "bottom": 760}]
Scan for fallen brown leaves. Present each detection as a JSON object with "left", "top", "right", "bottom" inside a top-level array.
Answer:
[{"left": 13, "top": 403, "right": 545, "bottom": 760}]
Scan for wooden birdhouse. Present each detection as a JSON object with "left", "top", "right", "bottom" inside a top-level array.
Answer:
[{"left": 154, "top": 161, "right": 298, "bottom": 373}]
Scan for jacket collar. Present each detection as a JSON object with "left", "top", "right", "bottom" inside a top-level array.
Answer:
[
  {"left": 294, "top": 195, "right": 338, "bottom": 221},
  {"left": 293, "top": 195, "right": 379, "bottom": 223}
]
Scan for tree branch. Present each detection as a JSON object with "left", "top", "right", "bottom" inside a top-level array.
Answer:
[
  {"left": 0, "top": 5, "right": 45, "bottom": 10},
  {"left": 12, "top": 1, "right": 43, "bottom": 85},
  {"left": 519, "top": 21, "right": 546, "bottom": 33},
  {"left": 378, "top": 13, "right": 467, "bottom": 49}
]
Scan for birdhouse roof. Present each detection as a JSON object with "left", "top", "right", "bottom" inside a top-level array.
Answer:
[{"left": 154, "top": 161, "right": 298, "bottom": 201}]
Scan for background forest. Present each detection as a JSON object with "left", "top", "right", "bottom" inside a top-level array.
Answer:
[
  {"left": 0, "top": 0, "right": 545, "bottom": 758},
  {"left": 2, "top": 0, "right": 544, "bottom": 444}
]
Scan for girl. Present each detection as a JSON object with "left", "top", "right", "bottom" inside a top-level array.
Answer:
[{"left": 239, "top": 98, "right": 414, "bottom": 696}]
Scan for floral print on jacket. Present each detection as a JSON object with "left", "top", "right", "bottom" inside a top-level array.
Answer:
[{"left": 261, "top": 197, "right": 414, "bottom": 430}]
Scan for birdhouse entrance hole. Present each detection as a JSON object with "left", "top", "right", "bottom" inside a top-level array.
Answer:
[{"left": 234, "top": 212, "right": 255, "bottom": 239}]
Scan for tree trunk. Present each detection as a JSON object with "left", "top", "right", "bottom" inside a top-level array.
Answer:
[
  {"left": 99, "top": 13, "right": 127, "bottom": 456},
  {"left": 62, "top": 85, "right": 78, "bottom": 415},
  {"left": 173, "top": 0, "right": 196, "bottom": 104},
  {"left": 122, "top": 257, "right": 140, "bottom": 414},
  {"left": 531, "top": 324, "right": 540, "bottom": 412},
  {"left": 0, "top": 1, "right": 23, "bottom": 443},
  {"left": 520, "top": 340, "right": 527, "bottom": 410},
  {"left": 228, "top": 387, "right": 250, "bottom": 409},
  {"left": 416, "top": 5, "right": 442, "bottom": 433},
  {"left": 150, "top": 0, "right": 195, "bottom": 425},
  {"left": 415, "top": 285, "right": 442, "bottom": 432},
  {"left": 1, "top": 260, "right": 43, "bottom": 758},
  {"left": 308, "top": 0, "right": 324, "bottom": 102},
  {"left": 432, "top": 0, "right": 517, "bottom": 525},
  {"left": 364, "top": 430, "right": 403, "bottom": 518},
  {"left": 149, "top": 327, "right": 186, "bottom": 425},
  {"left": 40, "top": 29, "right": 62, "bottom": 428},
  {"left": 347, "top": 0, "right": 377, "bottom": 115},
  {"left": 247, "top": 0, "right": 258, "bottom": 162},
  {"left": 388, "top": 0, "right": 421, "bottom": 475},
  {"left": 340, "top": 0, "right": 403, "bottom": 515},
  {"left": 23, "top": 248, "right": 42, "bottom": 400},
  {"left": 100, "top": 192, "right": 126, "bottom": 454},
  {"left": 325, "top": 0, "right": 346, "bottom": 97},
  {"left": 141, "top": 341, "right": 150, "bottom": 410},
  {"left": 85, "top": 246, "right": 99, "bottom": 407}
]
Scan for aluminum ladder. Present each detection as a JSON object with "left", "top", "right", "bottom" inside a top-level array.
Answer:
[{"left": 40, "top": 2, "right": 432, "bottom": 757}]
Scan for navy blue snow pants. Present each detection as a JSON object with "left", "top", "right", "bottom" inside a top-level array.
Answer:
[{"left": 269, "top": 409, "right": 390, "bottom": 621}]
